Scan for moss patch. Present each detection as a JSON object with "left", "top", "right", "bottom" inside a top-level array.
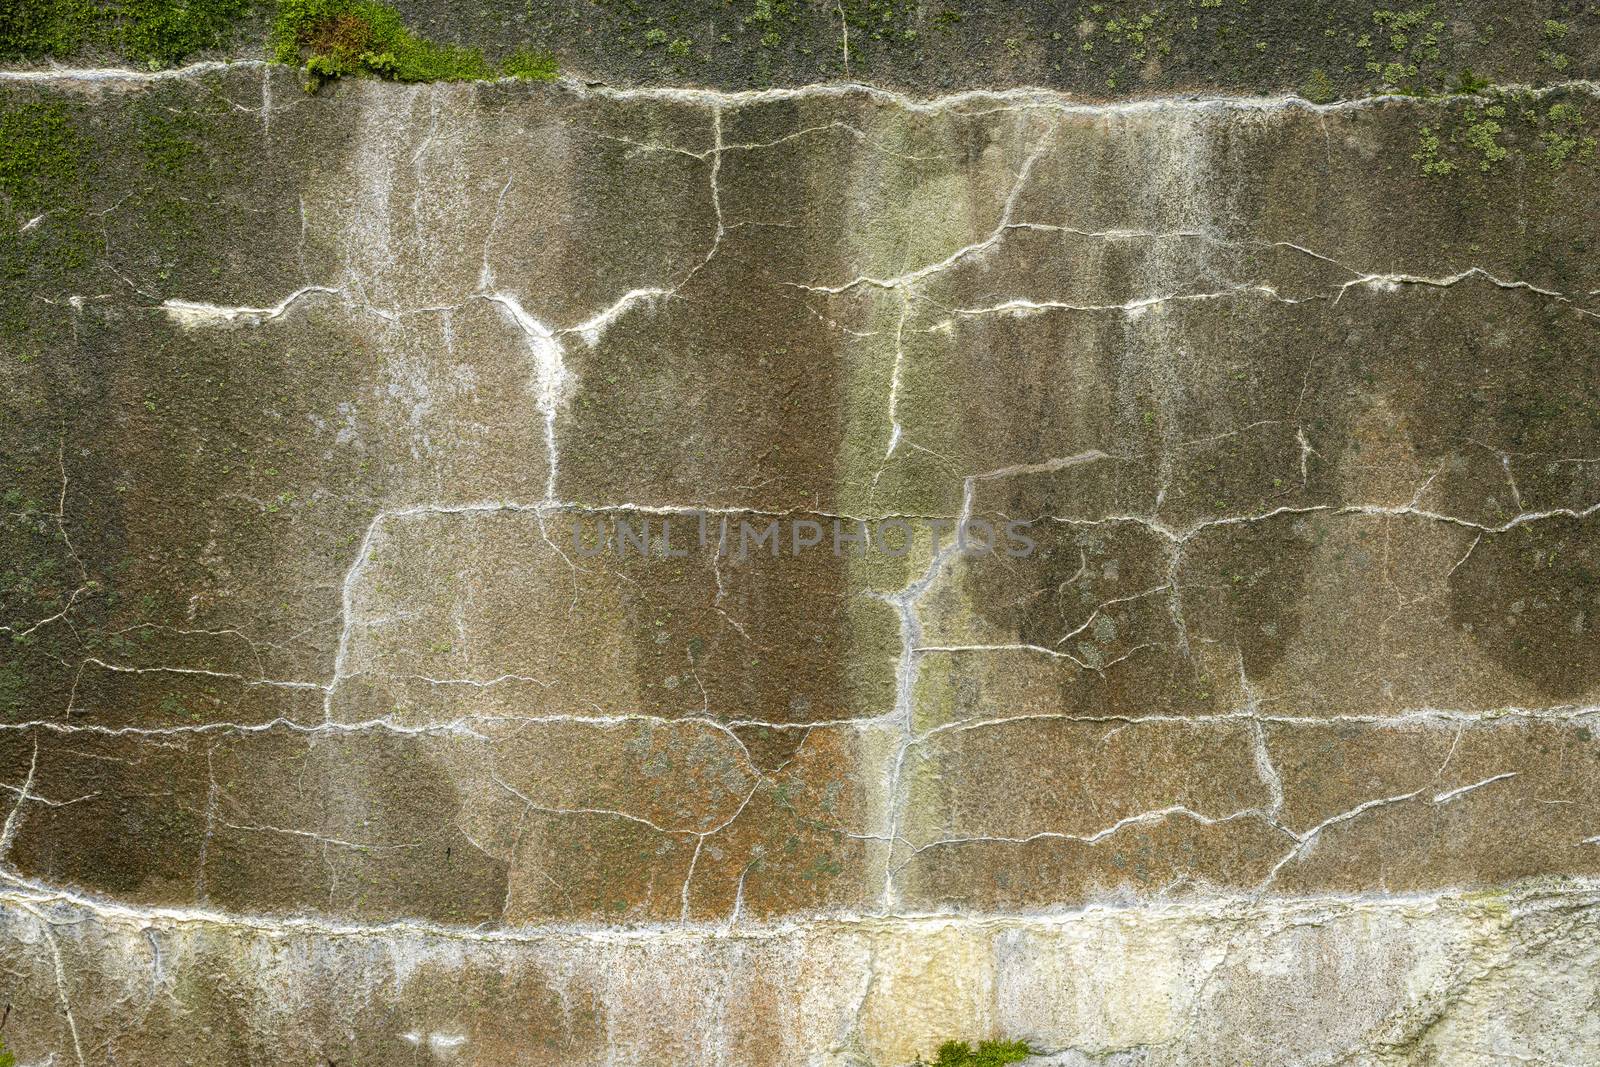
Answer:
[
  {"left": 0, "top": 97, "right": 93, "bottom": 336},
  {"left": 270, "top": 0, "right": 556, "bottom": 90},
  {"left": 0, "top": 100, "right": 81, "bottom": 211},
  {"left": 1412, "top": 90, "right": 1600, "bottom": 176},
  {"left": 1363, "top": 6, "right": 1446, "bottom": 92},
  {"left": 4, "top": 0, "right": 562, "bottom": 82},
  {"left": 0, "top": 0, "right": 251, "bottom": 67},
  {"left": 122, "top": 0, "right": 252, "bottom": 66},
  {"left": 915, "top": 1039, "right": 1037, "bottom": 1067},
  {"left": 1538, "top": 101, "right": 1598, "bottom": 168},
  {"left": 0, "top": 0, "right": 98, "bottom": 59},
  {"left": 503, "top": 45, "right": 559, "bottom": 81}
]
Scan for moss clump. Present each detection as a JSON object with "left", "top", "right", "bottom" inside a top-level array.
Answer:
[
  {"left": 0, "top": 0, "right": 249, "bottom": 66},
  {"left": 0, "top": 1033, "right": 15, "bottom": 1067},
  {"left": 1363, "top": 6, "right": 1445, "bottom": 94},
  {"left": 503, "top": 46, "right": 558, "bottom": 81},
  {"left": 0, "top": 98, "right": 93, "bottom": 333},
  {"left": 1302, "top": 68, "right": 1336, "bottom": 104},
  {"left": 1538, "top": 102, "right": 1598, "bottom": 169},
  {"left": 0, "top": 101, "right": 83, "bottom": 212},
  {"left": 271, "top": 0, "right": 491, "bottom": 88},
  {"left": 270, "top": 0, "right": 557, "bottom": 90},
  {"left": 1412, "top": 91, "right": 1600, "bottom": 178},
  {"left": 916, "top": 1039, "right": 1037, "bottom": 1067},
  {"left": 0, "top": 0, "right": 95, "bottom": 58},
  {"left": 1413, "top": 123, "right": 1454, "bottom": 175},
  {"left": 839, "top": 0, "right": 921, "bottom": 44},
  {"left": 121, "top": 0, "right": 251, "bottom": 66},
  {"left": 1460, "top": 102, "right": 1509, "bottom": 170}
]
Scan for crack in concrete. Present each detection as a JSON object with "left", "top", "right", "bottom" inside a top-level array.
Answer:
[
  {"left": 5, "top": 871, "right": 1598, "bottom": 943},
  {"left": 898, "top": 804, "right": 1281, "bottom": 858},
  {"left": 0, "top": 739, "right": 40, "bottom": 863},
  {"left": 5, "top": 60, "right": 1599, "bottom": 119},
  {"left": 7, "top": 55, "right": 1600, "bottom": 1062},
  {"left": 1432, "top": 772, "right": 1519, "bottom": 805}
]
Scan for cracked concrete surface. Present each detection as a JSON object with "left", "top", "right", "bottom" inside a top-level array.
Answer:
[{"left": 2, "top": 60, "right": 1600, "bottom": 1065}]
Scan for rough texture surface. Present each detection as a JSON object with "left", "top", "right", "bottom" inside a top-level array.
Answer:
[
  {"left": 2, "top": 11, "right": 1600, "bottom": 1065},
  {"left": 5, "top": 0, "right": 1600, "bottom": 97},
  {"left": 298, "top": 0, "right": 1600, "bottom": 96}
]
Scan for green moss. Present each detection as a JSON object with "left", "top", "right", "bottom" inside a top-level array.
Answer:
[
  {"left": 0, "top": 657, "right": 25, "bottom": 714},
  {"left": 1538, "top": 102, "right": 1598, "bottom": 168},
  {"left": 916, "top": 1039, "right": 1037, "bottom": 1067},
  {"left": 0, "top": 1033, "right": 15, "bottom": 1067},
  {"left": 121, "top": 0, "right": 251, "bottom": 66},
  {"left": 1410, "top": 89, "right": 1599, "bottom": 178},
  {"left": 4, "top": 0, "right": 543, "bottom": 76},
  {"left": 270, "top": 0, "right": 558, "bottom": 90},
  {"left": 0, "top": 0, "right": 97, "bottom": 58},
  {"left": 271, "top": 0, "right": 492, "bottom": 88},
  {"left": 839, "top": 0, "right": 920, "bottom": 44},
  {"left": 0, "top": 98, "right": 92, "bottom": 333},
  {"left": 503, "top": 45, "right": 559, "bottom": 81},
  {"left": 1363, "top": 6, "right": 1444, "bottom": 93},
  {"left": 1085, "top": 5, "right": 1173, "bottom": 75},
  {"left": 0, "top": 0, "right": 250, "bottom": 66},
  {"left": 1302, "top": 68, "right": 1336, "bottom": 104},
  {"left": 0, "top": 101, "right": 82, "bottom": 213},
  {"left": 1413, "top": 123, "right": 1454, "bottom": 175},
  {"left": 137, "top": 108, "right": 204, "bottom": 174},
  {"left": 1461, "top": 103, "right": 1509, "bottom": 170}
]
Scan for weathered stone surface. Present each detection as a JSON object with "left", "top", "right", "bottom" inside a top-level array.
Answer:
[
  {"left": 8, "top": 1, "right": 1600, "bottom": 99},
  {"left": 329, "top": 506, "right": 903, "bottom": 725},
  {"left": 3, "top": 47, "right": 1600, "bottom": 1067},
  {"left": 3, "top": 885, "right": 1600, "bottom": 1065}
]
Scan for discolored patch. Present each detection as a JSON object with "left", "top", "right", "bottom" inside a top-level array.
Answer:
[{"left": 328, "top": 506, "right": 901, "bottom": 725}]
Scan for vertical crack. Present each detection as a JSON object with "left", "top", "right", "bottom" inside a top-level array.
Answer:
[
  {"left": 21, "top": 901, "right": 88, "bottom": 1067},
  {"left": 0, "top": 738, "right": 40, "bottom": 865},
  {"left": 475, "top": 293, "right": 567, "bottom": 504}
]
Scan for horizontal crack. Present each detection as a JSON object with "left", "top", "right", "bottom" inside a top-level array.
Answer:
[
  {"left": 3, "top": 61, "right": 1598, "bottom": 120},
  {"left": 3, "top": 873, "right": 1598, "bottom": 945}
]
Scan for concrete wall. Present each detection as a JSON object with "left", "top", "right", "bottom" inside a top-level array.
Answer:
[{"left": 3, "top": 7, "right": 1600, "bottom": 1063}]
